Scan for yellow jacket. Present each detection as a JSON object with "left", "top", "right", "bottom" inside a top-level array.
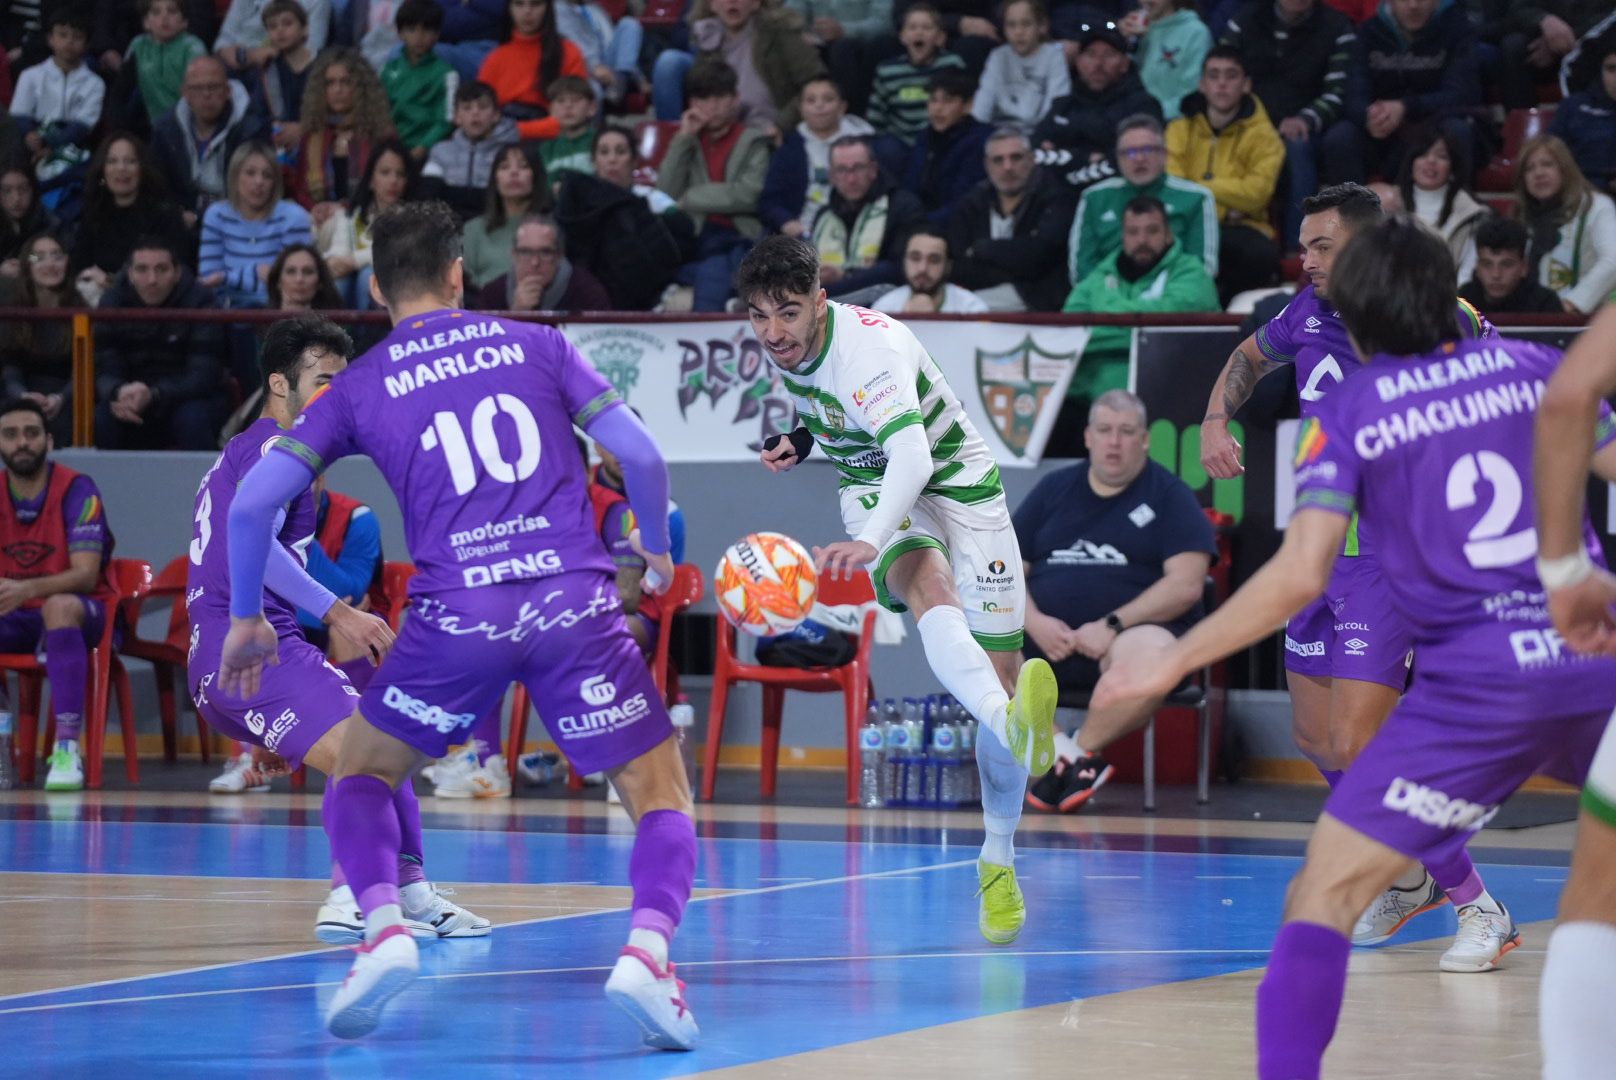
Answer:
[{"left": 1166, "top": 92, "right": 1286, "bottom": 240}]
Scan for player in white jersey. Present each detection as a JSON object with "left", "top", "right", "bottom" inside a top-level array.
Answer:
[
  {"left": 1533, "top": 301, "right": 1616, "bottom": 1080},
  {"left": 736, "top": 235, "right": 1058, "bottom": 945}
]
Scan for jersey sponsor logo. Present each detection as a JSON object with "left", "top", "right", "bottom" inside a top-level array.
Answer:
[
  {"left": 387, "top": 318, "right": 506, "bottom": 361},
  {"left": 1381, "top": 777, "right": 1500, "bottom": 832},
  {"left": 988, "top": 559, "right": 1006, "bottom": 575},
  {"left": 1285, "top": 636, "right": 1326, "bottom": 657},
  {"left": 263, "top": 708, "right": 298, "bottom": 751},
  {"left": 580, "top": 675, "right": 616, "bottom": 706},
  {"left": 1048, "top": 540, "right": 1127, "bottom": 566},
  {"left": 1509, "top": 627, "right": 1573, "bottom": 670},
  {"left": 245, "top": 709, "right": 266, "bottom": 736},
  {"left": 1336, "top": 621, "right": 1373, "bottom": 632},
  {"left": 448, "top": 512, "right": 552, "bottom": 562},
  {"left": 382, "top": 684, "right": 477, "bottom": 734},
  {"left": 555, "top": 690, "right": 652, "bottom": 737},
  {"left": 462, "top": 550, "right": 564, "bottom": 588},
  {"left": 1372, "top": 347, "right": 1517, "bottom": 405},
  {"left": 1304, "top": 316, "right": 1322, "bottom": 333},
  {"left": 413, "top": 583, "right": 620, "bottom": 643},
  {"left": 980, "top": 600, "right": 1014, "bottom": 614},
  {"left": 1343, "top": 638, "right": 1368, "bottom": 655},
  {"left": 1127, "top": 504, "right": 1155, "bottom": 528}
]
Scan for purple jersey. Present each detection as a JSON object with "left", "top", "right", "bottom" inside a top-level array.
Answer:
[
  {"left": 275, "top": 309, "right": 620, "bottom": 594},
  {"left": 1293, "top": 335, "right": 1616, "bottom": 647},
  {"left": 188, "top": 416, "right": 317, "bottom": 640}
]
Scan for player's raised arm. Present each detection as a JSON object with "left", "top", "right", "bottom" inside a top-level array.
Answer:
[{"left": 1200, "top": 331, "right": 1284, "bottom": 479}]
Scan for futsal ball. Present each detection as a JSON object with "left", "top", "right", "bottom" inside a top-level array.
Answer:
[{"left": 715, "top": 532, "right": 818, "bottom": 637}]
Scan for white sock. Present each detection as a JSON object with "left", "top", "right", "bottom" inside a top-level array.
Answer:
[
  {"left": 1392, "top": 865, "right": 1427, "bottom": 891},
  {"left": 976, "top": 721, "right": 1025, "bottom": 867},
  {"left": 1053, "top": 731, "right": 1081, "bottom": 764},
  {"left": 365, "top": 903, "right": 403, "bottom": 943},
  {"left": 1541, "top": 921, "right": 1616, "bottom": 1079},
  {"left": 1463, "top": 888, "right": 1503, "bottom": 914},
  {"left": 628, "top": 926, "right": 670, "bottom": 965},
  {"left": 399, "top": 881, "right": 433, "bottom": 914},
  {"left": 915, "top": 605, "right": 1010, "bottom": 743}
]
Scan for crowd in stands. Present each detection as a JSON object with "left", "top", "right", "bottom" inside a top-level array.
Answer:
[{"left": 0, "top": 0, "right": 1615, "bottom": 448}]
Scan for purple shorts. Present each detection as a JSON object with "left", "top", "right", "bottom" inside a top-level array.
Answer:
[
  {"left": 0, "top": 597, "right": 108, "bottom": 654},
  {"left": 1284, "top": 554, "right": 1413, "bottom": 689},
  {"left": 359, "top": 571, "right": 673, "bottom": 774},
  {"left": 189, "top": 628, "right": 359, "bottom": 768},
  {"left": 1324, "top": 628, "right": 1616, "bottom": 867}
]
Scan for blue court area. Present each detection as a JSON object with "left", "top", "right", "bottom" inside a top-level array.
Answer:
[{"left": 0, "top": 807, "right": 1571, "bottom": 1078}]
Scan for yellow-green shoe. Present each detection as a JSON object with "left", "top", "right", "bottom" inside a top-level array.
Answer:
[
  {"left": 977, "top": 858, "right": 1025, "bottom": 945},
  {"left": 1005, "top": 657, "right": 1057, "bottom": 775}
]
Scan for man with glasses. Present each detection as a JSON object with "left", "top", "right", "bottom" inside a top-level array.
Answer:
[
  {"left": 151, "top": 54, "right": 270, "bottom": 218},
  {"left": 810, "top": 135, "right": 924, "bottom": 304},
  {"left": 471, "top": 214, "right": 612, "bottom": 312}
]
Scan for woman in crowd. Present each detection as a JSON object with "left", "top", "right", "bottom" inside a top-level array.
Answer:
[
  {"left": 1397, "top": 127, "right": 1487, "bottom": 284},
  {"left": 290, "top": 47, "right": 396, "bottom": 224},
  {"left": 200, "top": 140, "right": 314, "bottom": 307},
  {"left": 1, "top": 166, "right": 58, "bottom": 279},
  {"left": 0, "top": 233, "right": 87, "bottom": 445},
  {"left": 70, "top": 132, "right": 191, "bottom": 294},
  {"left": 1516, "top": 134, "right": 1616, "bottom": 315},
  {"left": 266, "top": 241, "right": 344, "bottom": 311},
  {"left": 478, "top": 0, "right": 590, "bottom": 139},
  {"left": 462, "top": 141, "right": 551, "bottom": 291},
  {"left": 319, "top": 137, "right": 417, "bottom": 307}
]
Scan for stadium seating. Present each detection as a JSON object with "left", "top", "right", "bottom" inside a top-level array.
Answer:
[{"left": 118, "top": 554, "right": 210, "bottom": 765}]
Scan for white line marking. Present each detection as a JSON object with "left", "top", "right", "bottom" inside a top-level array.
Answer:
[{"left": 1085, "top": 875, "right": 1141, "bottom": 880}]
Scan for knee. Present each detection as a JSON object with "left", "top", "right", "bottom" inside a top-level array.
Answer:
[
  {"left": 1291, "top": 722, "right": 1340, "bottom": 771},
  {"left": 40, "top": 592, "right": 86, "bottom": 627},
  {"left": 1283, "top": 858, "right": 1365, "bottom": 925},
  {"left": 1104, "top": 624, "right": 1174, "bottom": 669}
]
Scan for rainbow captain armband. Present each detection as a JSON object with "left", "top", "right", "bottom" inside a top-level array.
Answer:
[{"left": 763, "top": 427, "right": 815, "bottom": 463}]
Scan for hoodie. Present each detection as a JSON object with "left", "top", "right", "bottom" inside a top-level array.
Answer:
[
  {"left": 421, "top": 117, "right": 521, "bottom": 221},
  {"left": 1358, "top": 0, "right": 1481, "bottom": 122},
  {"left": 758, "top": 114, "right": 876, "bottom": 233},
  {"left": 151, "top": 79, "right": 269, "bottom": 214}
]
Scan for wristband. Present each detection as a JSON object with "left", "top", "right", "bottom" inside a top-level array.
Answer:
[{"left": 1537, "top": 549, "right": 1594, "bottom": 592}]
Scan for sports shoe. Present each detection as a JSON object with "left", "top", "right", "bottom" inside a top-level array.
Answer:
[
  {"left": 403, "top": 884, "right": 492, "bottom": 938},
  {"left": 1351, "top": 870, "right": 1450, "bottom": 946},
  {"left": 324, "top": 924, "right": 419, "bottom": 1039},
  {"left": 470, "top": 755, "right": 512, "bottom": 799},
  {"left": 1025, "top": 759, "right": 1069, "bottom": 811},
  {"left": 208, "top": 753, "right": 271, "bottom": 794},
  {"left": 1004, "top": 658, "right": 1057, "bottom": 775},
  {"left": 428, "top": 744, "right": 483, "bottom": 798},
  {"left": 314, "top": 885, "right": 438, "bottom": 945},
  {"left": 1053, "top": 752, "right": 1114, "bottom": 812},
  {"left": 1440, "top": 903, "right": 1520, "bottom": 973},
  {"left": 517, "top": 750, "right": 565, "bottom": 786},
  {"left": 43, "top": 740, "right": 83, "bottom": 792},
  {"left": 977, "top": 858, "right": 1026, "bottom": 945},
  {"left": 604, "top": 945, "right": 698, "bottom": 1050}
]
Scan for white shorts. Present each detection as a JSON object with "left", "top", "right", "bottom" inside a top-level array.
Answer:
[{"left": 839, "top": 486, "right": 1025, "bottom": 652}]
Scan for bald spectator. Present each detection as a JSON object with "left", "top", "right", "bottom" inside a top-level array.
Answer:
[{"left": 151, "top": 55, "right": 270, "bottom": 216}]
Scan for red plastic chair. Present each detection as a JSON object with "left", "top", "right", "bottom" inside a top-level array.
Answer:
[
  {"left": 632, "top": 119, "right": 683, "bottom": 173},
  {"left": 381, "top": 561, "right": 417, "bottom": 632},
  {"left": 10, "top": 558, "right": 147, "bottom": 788},
  {"left": 506, "top": 563, "right": 706, "bottom": 784},
  {"left": 1476, "top": 107, "right": 1555, "bottom": 191},
  {"left": 703, "top": 570, "right": 877, "bottom": 805},
  {"left": 119, "top": 554, "right": 210, "bottom": 763}
]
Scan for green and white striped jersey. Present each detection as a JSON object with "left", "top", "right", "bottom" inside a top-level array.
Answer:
[{"left": 777, "top": 301, "right": 1003, "bottom": 505}]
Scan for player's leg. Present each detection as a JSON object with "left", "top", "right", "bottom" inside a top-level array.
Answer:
[{"left": 40, "top": 594, "right": 93, "bottom": 791}]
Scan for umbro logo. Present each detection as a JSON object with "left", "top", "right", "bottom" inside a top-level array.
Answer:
[{"left": 1344, "top": 637, "right": 1368, "bottom": 655}]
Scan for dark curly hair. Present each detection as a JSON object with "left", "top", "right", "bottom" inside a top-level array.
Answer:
[{"left": 735, "top": 234, "right": 822, "bottom": 306}]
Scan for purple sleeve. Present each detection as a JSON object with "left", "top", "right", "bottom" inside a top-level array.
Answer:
[
  {"left": 61, "top": 475, "right": 109, "bottom": 555},
  {"left": 262, "top": 508, "right": 338, "bottom": 618},
  {"left": 272, "top": 376, "right": 358, "bottom": 475},
  {"left": 228, "top": 452, "right": 319, "bottom": 618},
  {"left": 584, "top": 405, "right": 671, "bottom": 555},
  {"left": 1254, "top": 299, "right": 1301, "bottom": 366},
  {"left": 554, "top": 328, "right": 624, "bottom": 428},
  {"left": 1291, "top": 405, "right": 1362, "bottom": 520}
]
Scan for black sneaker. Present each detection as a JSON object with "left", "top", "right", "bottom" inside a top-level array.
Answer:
[
  {"left": 1056, "top": 753, "right": 1114, "bottom": 811},
  {"left": 1025, "top": 760, "right": 1068, "bottom": 811}
]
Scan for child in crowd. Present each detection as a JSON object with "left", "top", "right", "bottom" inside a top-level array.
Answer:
[
  {"left": 478, "top": 0, "right": 590, "bottom": 140},
  {"left": 972, "top": 0, "right": 1067, "bottom": 130},
  {"left": 381, "top": 0, "right": 459, "bottom": 160},
  {"left": 868, "top": 3, "right": 964, "bottom": 145},
  {"left": 256, "top": 0, "right": 316, "bottom": 154},
  {"left": 538, "top": 75, "right": 596, "bottom": 177},
  {"left": 1125, "top": 0, "right": 1211, "bottom": 121},
  {"left": 11, "top": 9, "right": 103, "bottom": 208},
  {"left": 759, "top": 73, "right": 875, "bottom": 238},
  {"left": 215, "top": 0, "right": 330, "bottom": 72},
  {"left": 125, "top": 0, "right": 206, "bottom": 126},
  {"left": 421, "top": 79, "right": 519, "bottom": 221},
  {"left": 905, "top": 69, "right": 989, "bottom": 226}
]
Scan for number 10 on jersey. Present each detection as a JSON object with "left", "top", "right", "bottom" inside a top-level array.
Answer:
[{"left": 420, "top": 393, "right": 542, "bottom": 496}]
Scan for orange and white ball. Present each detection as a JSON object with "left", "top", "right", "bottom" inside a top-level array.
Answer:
[{"left": 715, "top": 532, "right": 819, "bottom": 637}]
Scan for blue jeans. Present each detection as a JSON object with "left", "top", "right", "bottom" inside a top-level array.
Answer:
[
  {"left": 677, "top": 227, "right": 752, "bottom": 312},
  {"left": 653, "top": 49, "right": 695, "bottom": 120},
  {"left": 606, "top": 17, "right": 644, "bottom": 81}
]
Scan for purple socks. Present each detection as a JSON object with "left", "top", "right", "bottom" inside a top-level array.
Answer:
[
  {"left": 629, "top": 809, "right": 697, "bottom": 943},
  {"left": 324, "top": 776, "right": 429, "bottom": 890},
  {"left": 45, "top": 627, "right": 87, "bottom": 741},
  {"left": 1427, "top": 847, "right": 1484, "bottom": 905},
  {"left": 1257, "top": 921, "right": 1350, "bottom": 1080},
  {"left": 326, "top": 774, "right": 402, "bottom": 917}
]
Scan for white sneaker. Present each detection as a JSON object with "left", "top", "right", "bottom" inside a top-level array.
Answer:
[
  {"left": 403, "top": 883, "right": 493, "bottom": 937},
  {"left": 1352, "top": 870, "right": 1449, "bottom": 946},
  {"left": 516, "top": 750, "right": 565, "bottom": 786},
  {"left": 208, "top": 753, "right": 270, "bottom": 793},
  {"left": 43, "top": 740, "right": 84, "bottom": 792},
  {"left": 324, "top": 926, "right": 419, "bottom": 1039},
  {"left": 470, "top": 756, "right": 512, "bottom": 799},
  {"left": 429, "top": 743, "right": 484, "bottom": 798},
  {"left": 1440, "top": 903, "right": 1520, "bottom": 973},
  {"left": 314, "top": 884, "right": 437, "bottom": 945},
  {"left": 604, "top": 945, "right": 698, "bottom": 1051}
]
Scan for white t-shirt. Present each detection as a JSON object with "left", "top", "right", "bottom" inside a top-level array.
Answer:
[{"left": 870, "top": 283, "right": 991, "bottom": 315}]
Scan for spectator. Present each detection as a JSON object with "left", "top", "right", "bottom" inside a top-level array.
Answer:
[
  {"left": 1166, "top": 45, "right": 1283, "bottom": 301},
  {"left": 266, "top": 241, "right": 343, "bottom": 310},
  {"left": 0, "top": 233, "right": 85, "bottom": 444},
  {"left": 381, "top": 0, "right": 458, "bottom": 161},
  {"left": 1473, "top": 0, "right": 1606, "bottom": 110},
  {"left": 1516, "top": 133, "right": 1616, "bottom": 314},
  {"left": 1012, "top": 388, "right": 1216, "bottom": 811},
  {"left": 787, "top": 0, "right": 895, "bottom": 116},
  {"left": 472, "top": 213, "right": 611, "bottom": 310},
  {"left": 760, "top": 74, "right": 877, "bottom": 239},
  {"left": 1062, "top": 193, "right": 1219, "bottom": 406},
  {"left": 462, "top": 141, "right": 551, "bottom": 290},
  {"left": 95, "top": 235, "right": 229, "bottom": 449},
  {"left": 1032, "top": 21, "right": 1161, "bottom": 192},
  {"left": 1550, "top": 38, "right": 1616, "bottom": 197},
  {"left": 199, "top": 140, "right": 315, "bottom": 306},
  {"left": 420, "top": 79, "right": 519, "bottom": 222},
  {"left": 904, "top": 0, "right": 1002, "bottom": 73},
  {"left": 903, "top": 69, "right": 990, "bottom": 225},
  {"left": 120, "top": 0, "right": 206, "bottom": 129},
  {"left": 215, "top": 0, "right": 330, "bottom": 72},
  {"left": 651, "top": 0, "right": 826, "bottom": 129},
  {"left": 1396, "top": 126, "right": 1486, "bottom": 284},
  {"left": 1125, "top": 1, "right": 1212, "bottom": 122},
  {"left": 1458, "top": 214, "right": 1565, "bottom": 315},
  {"left": 0, "top": 165, "right": 57, "bottom": 278},
  {"left": 477, "top": 0, "right": 590, "bottom": 140},
  {"left": 92, "top": 0, "right": 216, "bottom": 85},
  {"left": 70, "top": 133, "right": 192, "bottom": 294},
  {"left": 556, "top": 0, "right": 644, "bottom": 106},
  {"left": 871, "top": 225, "right": 989, "bottom": 313},
  {"left": 815, "top": 134, "right": 925, "bottom": 299},
  {"left": 868, "top": 3, "right": 966, "bottom": 145},
  {"left": 1221, "top": 0, "right": 1360, "bottom": 246},
  {"left": 252, "top": 0, "right": 316, "bottom": 155},
  {"left": 657, "top": 57, "right": 772, "bottom": 310},
  {"left": 537, "top": 75, "right": 598, "bottom": 178},
  {"left": 1329, "top": 0, "right": 1481, "bottom": 183},
  {"left": 320, "top": 138, "right": 415, "bottom": 305},
  {"left": 151, "top": 55, "right": 272, "bottom": 218},
  {"left": 290, "top": 48, "right": 396, "bottom": 219},
  {"left": 948, "top": 125, "right": 1076, "bottom": 310},
  {"left": 1069, "top": 114, "right": 1218, "bottom": 285},
  {"left": 972, "top": 0, "right": 1069, "bottom": 131},
  {"left": 11, "top": 9, "right": 104, "bottom": 201},
  {"left": 0, "top": 396, "right": 119, "bottom": 792}
]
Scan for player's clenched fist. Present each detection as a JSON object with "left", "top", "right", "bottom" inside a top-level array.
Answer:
[{"left": 760, "top": 427, "right": 815, "bottom": 473}]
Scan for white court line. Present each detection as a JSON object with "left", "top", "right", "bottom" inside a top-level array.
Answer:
[
  {"left": 1085, "top": 875, "right": 1141, "bottom": 880},
  {"left": 0, "top": 857, "right": 976, "bottom": 1009}
]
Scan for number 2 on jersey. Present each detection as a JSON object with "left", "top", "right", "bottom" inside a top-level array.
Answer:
[
  {"left": 420, "top": 393, "right": 542, "bottom": 496},
  {"left": 1445, "top": 450, "right": 1536, "bottom": 569}
]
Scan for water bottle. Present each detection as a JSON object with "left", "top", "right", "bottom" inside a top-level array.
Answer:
[
  {"left": 901, "top": 698, "right": 925, "bottom": 802},
  {"left": 957, "top": 711, "right": 978, "bottom": 801},
  {"left": 859, "top": 704, "right": 885, "bottom": 808},
  {"left": 669, "top": 695, "right": 697, "bottom": 788},
  {"left": 882, "top": 702, "right": 908, "bottom": 804},
  {"left": 0, "top": 711, "right": 14, "bottom": 790},
  {"left": 931, "top": 719, "right": 958, "bottom": 804}
]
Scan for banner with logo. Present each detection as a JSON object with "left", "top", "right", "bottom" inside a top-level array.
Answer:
[{"left": 564, "top": 319, "right": 1090, "bottom": 466}]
